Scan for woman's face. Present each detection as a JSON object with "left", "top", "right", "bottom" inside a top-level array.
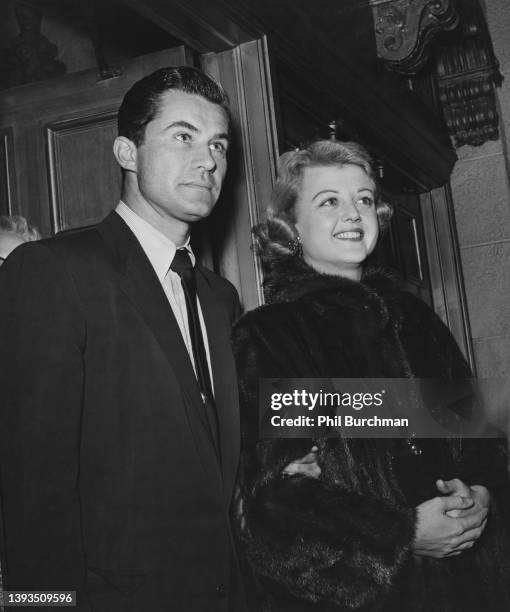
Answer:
[{"left": 294, "top": 164, "right": 379, "bottom": 280}]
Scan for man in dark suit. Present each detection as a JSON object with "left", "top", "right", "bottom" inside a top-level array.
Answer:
[{"left": 0, "top": 66, "right": 246, "bottom": 611}]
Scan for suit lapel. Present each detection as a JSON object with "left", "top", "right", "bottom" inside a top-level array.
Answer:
[
  {"left": 96, "top": 213, "right": 222, "bottom": 479},
  {"left": 196, "top": 268, "right": 240, "bottom": 502}
]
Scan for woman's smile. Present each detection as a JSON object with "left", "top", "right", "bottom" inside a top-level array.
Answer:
[{"left": 333, "top": 229, "right": 364, "bottom": 240}]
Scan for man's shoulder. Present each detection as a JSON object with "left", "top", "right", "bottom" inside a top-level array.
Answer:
[
  {"left": 196, "top": 265, "right": 241, "bottom": 323},
  {"left": 32, "top": 219, "right": 117, "bottom": 262},
  {"left": 49, "top": 222, "right": 109, "bottom": 251},
  {"left": 197, "top": 264, "right": 238, "bottom": 296}
]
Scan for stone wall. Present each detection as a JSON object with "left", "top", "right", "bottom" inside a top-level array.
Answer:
[{"left": 450, "top": 0, "right": 510, "bottom": 377}]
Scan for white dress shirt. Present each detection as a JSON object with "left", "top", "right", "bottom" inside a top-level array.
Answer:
[{"left": 115, "top": 201, "right": 214, "bottom": 393}]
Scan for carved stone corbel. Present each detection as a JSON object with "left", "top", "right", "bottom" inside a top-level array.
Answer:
[
  {"left": 434, "top": 0, "right": 503, "bottom": 147},
  {"left": 370, "top": 0, "right": 458, "bottom": 74}
]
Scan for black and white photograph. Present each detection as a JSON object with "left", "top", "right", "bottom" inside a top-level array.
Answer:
[{"left": 1, "top": 0, "right": 510, "bottom": 610}]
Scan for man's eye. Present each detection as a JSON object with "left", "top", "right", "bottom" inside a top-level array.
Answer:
[
  {"left": 209, "top": 142, "right": 226, "bottom": 154},
  {"left": 358, "top": 196, "right": 374, "bottom": 207},
  {"left": 175, "top": 133, "right": 192, "bottom": 143}
]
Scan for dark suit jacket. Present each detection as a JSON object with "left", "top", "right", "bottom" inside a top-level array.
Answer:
[{"left": 0, "top": 212, "right": 245, "bottom": 611}]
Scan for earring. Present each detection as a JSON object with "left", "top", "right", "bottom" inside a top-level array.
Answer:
[{"left": 288, "top": 234, "right": 302, "bottom": 257}]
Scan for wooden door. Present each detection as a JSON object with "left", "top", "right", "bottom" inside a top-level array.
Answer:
[
  {"left": 372, "top": 190, "right": 433, "bottom": 306},
  {"left": 0, "top": 46, "right": 194, "bottom": 236},
  {"left": 200, "top": 37, "right": 279, "bottom": 311},
  {"left": 420, "top": 186, "right": 475, "bottom": 370}
]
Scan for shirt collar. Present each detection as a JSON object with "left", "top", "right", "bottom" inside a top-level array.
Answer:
[{"left": 115, "top": 201, "right": 195, "bottom": 282}]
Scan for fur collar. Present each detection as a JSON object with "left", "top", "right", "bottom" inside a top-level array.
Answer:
[{"left": 263, "top": 253, "right": 402, "bottom": 305}]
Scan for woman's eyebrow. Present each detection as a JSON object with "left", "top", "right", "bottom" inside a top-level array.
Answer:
[{"left": 312, "top": 189, "right": 338, "bottom": 201}]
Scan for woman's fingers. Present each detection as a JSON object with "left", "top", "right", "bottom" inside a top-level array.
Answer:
[{"left": 282, "top": 447, "right": 321, "bottom": 478}]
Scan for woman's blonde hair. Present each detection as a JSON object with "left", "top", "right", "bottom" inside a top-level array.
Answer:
[
  {"left": 253, "top": 140, "right": 392, "bottom": 264},
  {"left": 0, "top": 215, "right": 40, "bottom": 242}
]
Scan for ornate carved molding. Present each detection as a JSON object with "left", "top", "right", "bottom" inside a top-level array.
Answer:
[
  {"left": 370, "top": 0, "right": 458, "bottom": 74},
  {"left": 1, "top": 1, "right": 66, "bottom": 88},
  {"left": 434, "top": 0, "right": 502, "bottom": 147}
]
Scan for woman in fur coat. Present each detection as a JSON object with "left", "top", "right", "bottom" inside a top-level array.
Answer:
[{"left": 232, "top": 140, "right": 510, "bottom": 611}]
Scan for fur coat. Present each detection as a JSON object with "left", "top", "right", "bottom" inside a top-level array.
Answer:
[{"left": 232, "top": 255, "right": 510, "bottom": 612}]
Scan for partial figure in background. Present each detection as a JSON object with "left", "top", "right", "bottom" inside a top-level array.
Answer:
[
  {"left": 233, "top": 140, "right": 510, "bottom": 611},
  {"left": 0, "top": 215, "right": 40, "bottom": 266}
]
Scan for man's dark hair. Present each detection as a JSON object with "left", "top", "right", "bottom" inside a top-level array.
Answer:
[{"left": 117, "top": 66, "right": 230, "bottom": 146}]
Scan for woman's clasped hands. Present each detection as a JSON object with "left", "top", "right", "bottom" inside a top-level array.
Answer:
[{"left": 412, "top": 478, "right": 490, "bottom": 558}]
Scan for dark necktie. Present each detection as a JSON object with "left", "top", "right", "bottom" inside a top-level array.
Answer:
[{"left": 170, "top": 249, "right": 219, "bottom": 452}]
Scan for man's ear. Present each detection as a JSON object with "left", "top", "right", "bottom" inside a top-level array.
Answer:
[{"left": 113, "top": 136, "right": 137, "bottom": 171}]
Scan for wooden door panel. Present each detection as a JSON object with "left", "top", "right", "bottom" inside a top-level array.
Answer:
[
  {"left": 47, "top": 112, "right": 120, "bottom": 233},
  {"left": 420, "top": 187, "right": 475, "bottom": 369},
  {"left": 396, "top": 212, "right": 424, "bottom": 283},
  {"left": 372, "top": 191, "right": 432, "bottom": 305},
  {"left": 0, "top": 127, "right": 16, "bottom": 216},
  {"left": 201, "top": 38, "right": 279, "bottom": 310},
  {"left": 391, "top": 193, "right": 432, "bottom": 305}
]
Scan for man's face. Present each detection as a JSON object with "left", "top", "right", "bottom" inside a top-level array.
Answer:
[{"left": 133, "top": 90, "right": 229, "bottom": 224}]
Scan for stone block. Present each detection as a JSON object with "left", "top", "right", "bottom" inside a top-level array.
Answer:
[
  {"left": 474, "top": 333, "right": 510, "bottom": 378},
  {"left": 460, "top": 241, "right": 510, "bottom": 339},
  {"left": 451, "top": 153, "right": 510, "bottom": 246}
]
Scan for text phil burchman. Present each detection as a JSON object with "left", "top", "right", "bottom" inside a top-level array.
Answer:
[{"left": 270, "top": 415, "right": 409, "bottom": 428}]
